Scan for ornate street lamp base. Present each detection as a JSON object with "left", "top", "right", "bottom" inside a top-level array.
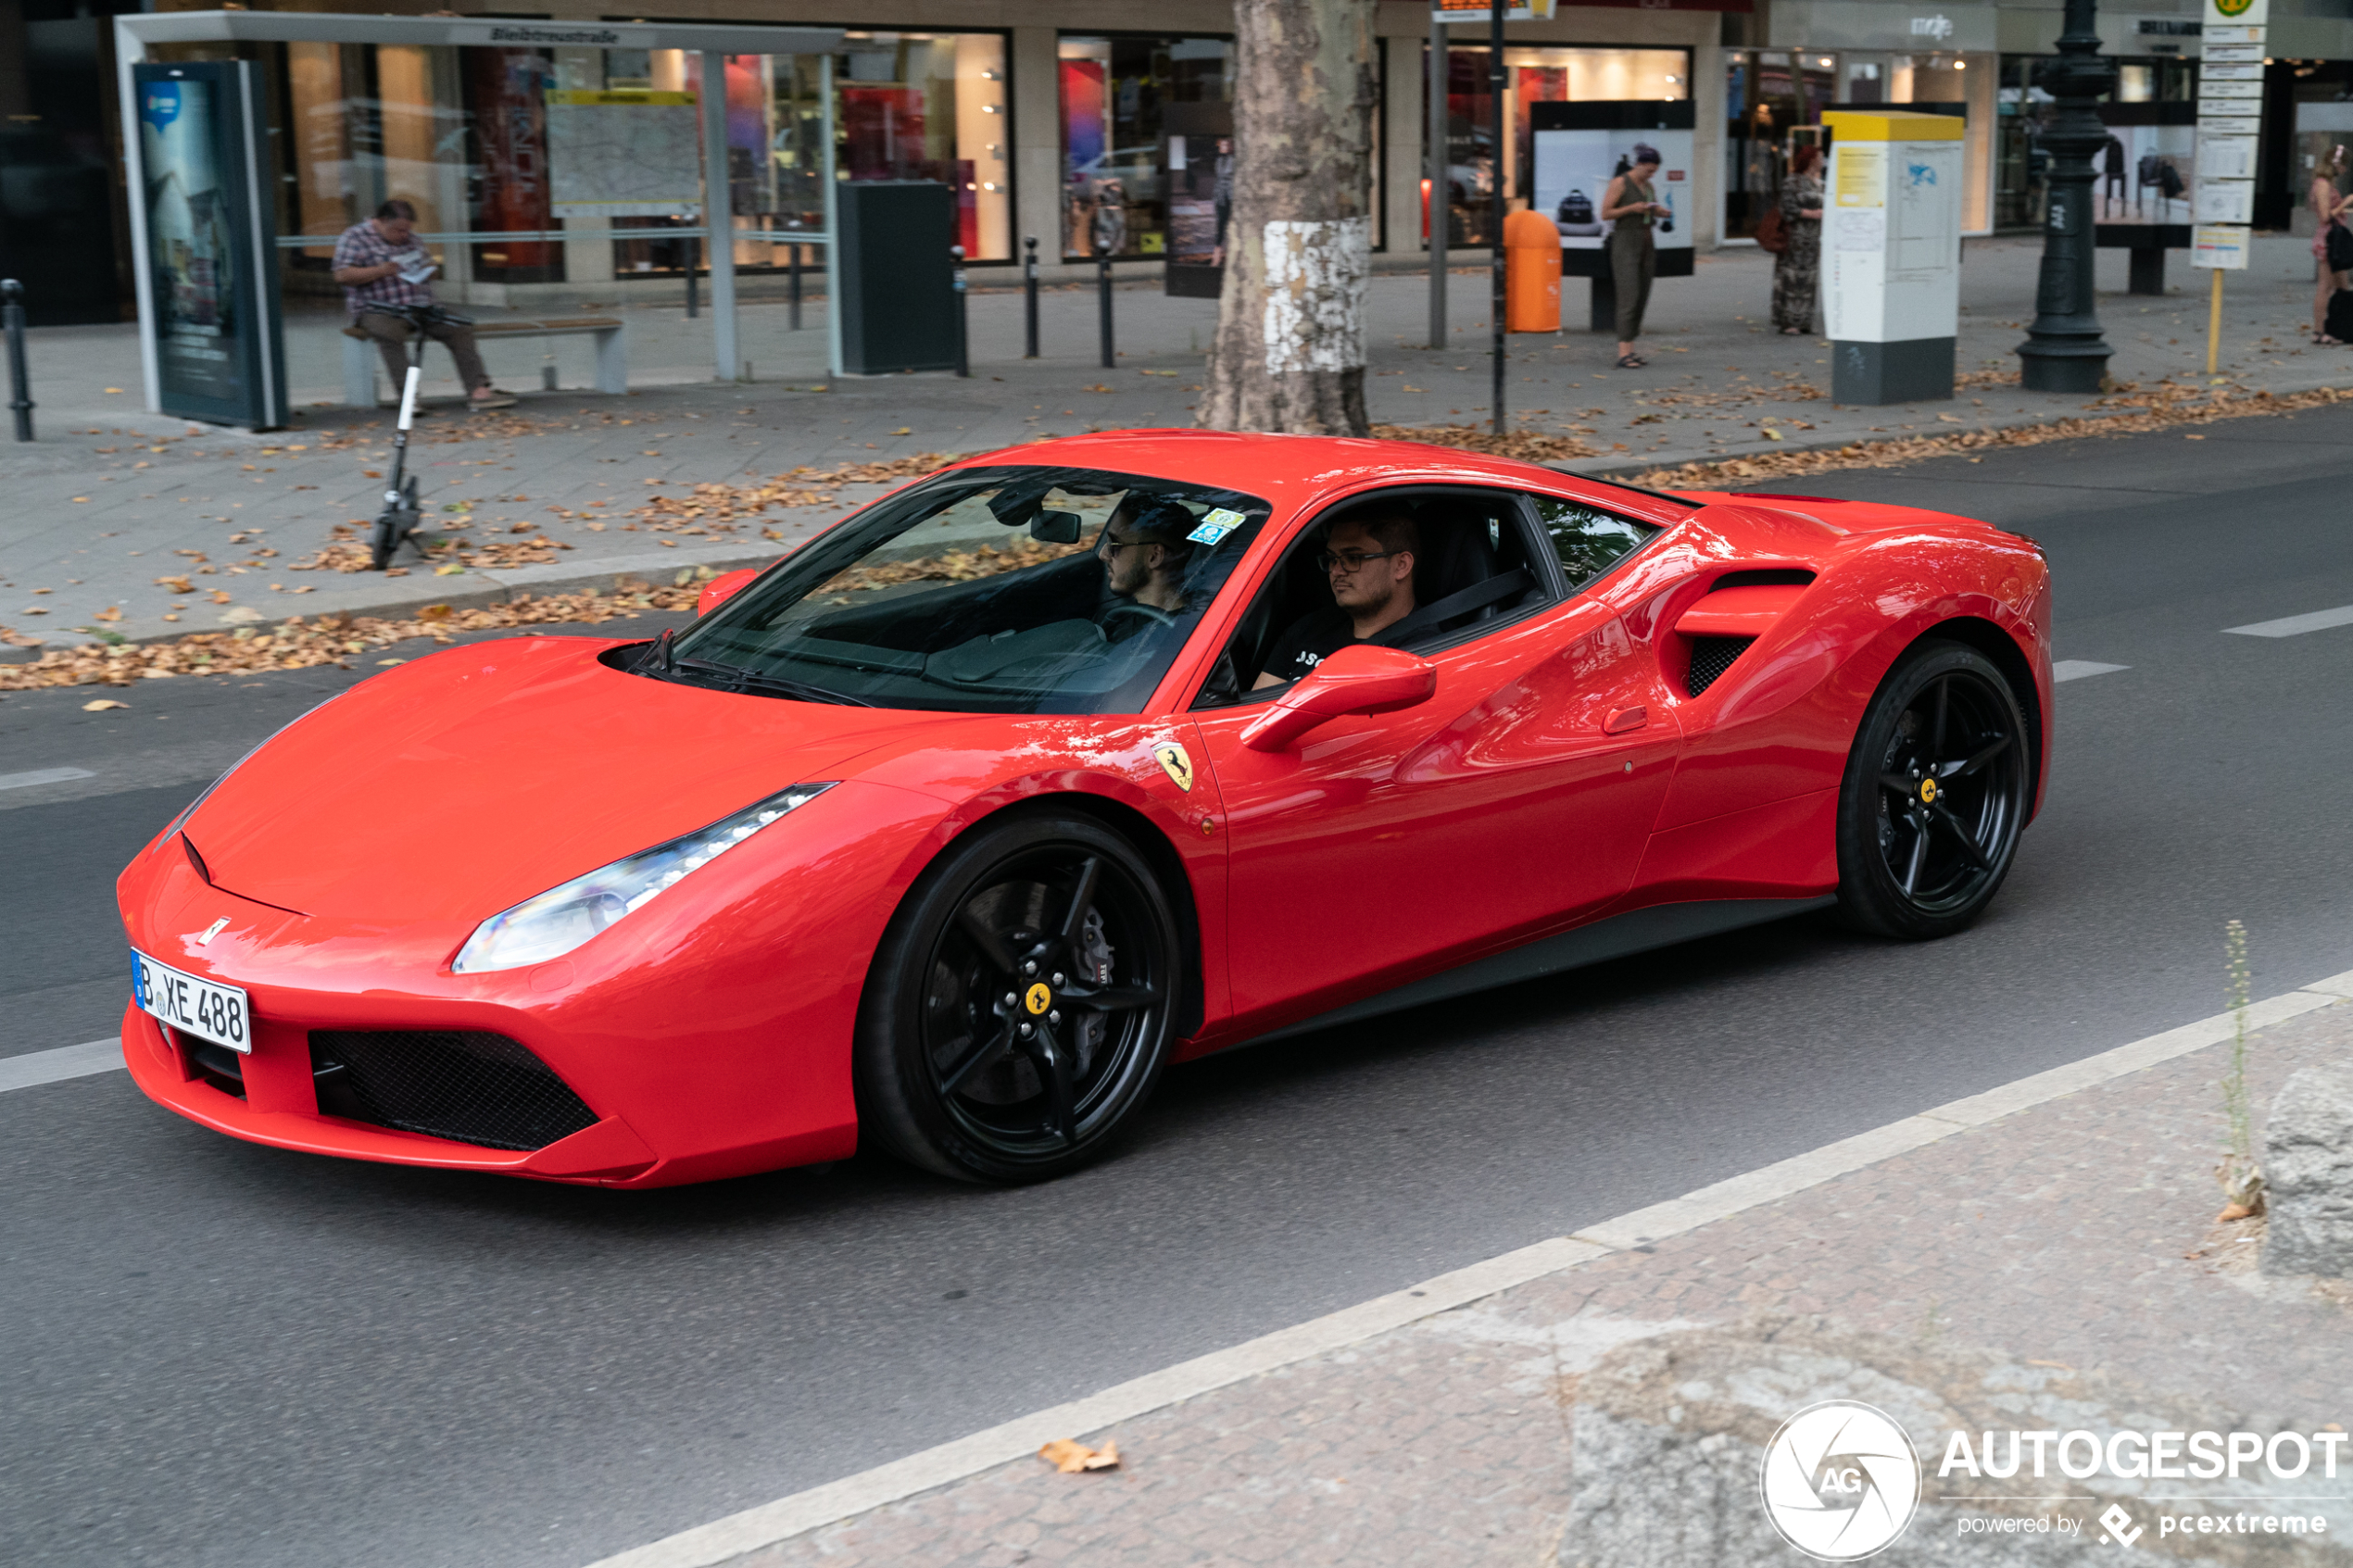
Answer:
[{"left": 2018, "top": 337, "right": 2112, "bottom": 395}]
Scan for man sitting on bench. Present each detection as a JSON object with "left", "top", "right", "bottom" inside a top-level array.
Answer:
[{"left": 333, "top": 200, "right": 516, "bottom": 411}]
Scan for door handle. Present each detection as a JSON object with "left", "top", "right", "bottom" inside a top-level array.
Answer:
[{"left": 1604, "top": 704, "right": 1648, "bottom": 734}]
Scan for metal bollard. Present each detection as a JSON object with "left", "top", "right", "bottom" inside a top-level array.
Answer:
[
  {"left": 951, "top": 245, "right": 969, "bottom": 378},
  {"left": 1097, "top": 254, "right": 1115, "bottom": 370},
  {"left": 685, "top": 235, "right": 699, "bottom": 319},
  {"left": 1023, "top": 236, "right": 1039, "bottom": 358},
  {"left": 788, "top": 243, "right": 802, "bottom": 332},
  {"left": 2, "top": 280, "right": 30, "bottom": 443}
]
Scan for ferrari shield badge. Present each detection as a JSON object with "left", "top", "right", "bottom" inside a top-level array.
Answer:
[{"left": 1154, "top": 742, "right": 1195, "bottom": 793}]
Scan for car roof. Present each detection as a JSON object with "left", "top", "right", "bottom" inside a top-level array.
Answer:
[{"left": 941, "top": 429, "right": 1687, "bottom": 522}]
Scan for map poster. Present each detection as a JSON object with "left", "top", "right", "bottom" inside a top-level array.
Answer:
[{"left": 548, "top": 90, "right": 704, "bottom": 219}]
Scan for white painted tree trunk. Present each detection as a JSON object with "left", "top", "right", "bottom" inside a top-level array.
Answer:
[{"left": 1197, "top": 0, "right": 1378, "bottom": 435}]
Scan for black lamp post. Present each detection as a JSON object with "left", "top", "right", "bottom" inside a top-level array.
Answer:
[{"left": 2017, "top": 0, "right": 2119, "bottom": 392}]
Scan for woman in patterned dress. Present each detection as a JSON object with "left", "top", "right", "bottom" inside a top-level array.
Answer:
[{"left": 1773, "top": 144, "right": 1825, "bottom": 336}]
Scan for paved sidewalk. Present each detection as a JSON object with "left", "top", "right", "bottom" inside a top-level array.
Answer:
[
  {"left": 672, "top": 990, "right": 2353, "bottom": 1568},
  {"left": 3, "top": 232, "right": 2347, "bottom": 658}
]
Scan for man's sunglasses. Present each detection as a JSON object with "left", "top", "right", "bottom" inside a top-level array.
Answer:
[{"left": 1317, "top": 547, "right": 1399, "bottom": 574}]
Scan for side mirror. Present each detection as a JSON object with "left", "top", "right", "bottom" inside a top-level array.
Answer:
[
  {"left": 695, "top": 566, "right": 759, "bottom": 617},
  {"left": 1240, "top": 643, "right": 1437, "bottom": 752},
  {"left": 1031, "top": 509, "right": 1084, "bottom": 545}
]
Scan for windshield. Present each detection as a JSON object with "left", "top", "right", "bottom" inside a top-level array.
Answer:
[{"left": 663, "top": 465, "right": 1271, "bottom": 713}]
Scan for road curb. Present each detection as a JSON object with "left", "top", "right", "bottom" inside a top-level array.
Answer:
[
  {"left": 6, "top": 540, "right": 797, "bottom": 657},
  {"left": 581, "top": 969, "right": 2353, "bottom": 1568}
]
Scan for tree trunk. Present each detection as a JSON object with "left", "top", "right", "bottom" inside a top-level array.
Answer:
[{"left": 1197, "top": 0, "right": 1378, "bottom": 435}]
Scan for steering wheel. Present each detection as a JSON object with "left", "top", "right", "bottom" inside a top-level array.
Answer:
[{"left": 1101, "top": 601, "right": 1176, "bottom": 637}]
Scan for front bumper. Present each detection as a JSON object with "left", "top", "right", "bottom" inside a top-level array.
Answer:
[
  {"left": 110, "top": 782, "right": 950, "bottom": 1188},
  {"left": 120, "top": 1004, "right": 667, "bottom": 1183}
]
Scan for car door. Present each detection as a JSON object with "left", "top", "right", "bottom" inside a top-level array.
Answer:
[{"left": 1186, "top": 485, "right": 1682, "bottom": 1035}]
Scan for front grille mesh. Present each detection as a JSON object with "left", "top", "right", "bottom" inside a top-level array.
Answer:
[
  {"left": 1686, "top": 635, "right": 1755, "bottom": 697},
  {"left": 308, "top": 1031, "right": 598, "bottom": 1152}
]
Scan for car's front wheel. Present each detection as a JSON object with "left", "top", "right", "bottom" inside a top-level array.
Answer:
[
  {"left": 855, "top": 811, "right": 1183, "bottom": 1184},
  {"left": 1834, "top": 639, "right": 2032, "bottom": 940}
]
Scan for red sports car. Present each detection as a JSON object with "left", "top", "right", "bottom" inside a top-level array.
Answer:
[{"left": 117, "top": 432, "right": 2050, "bottom": 1187}]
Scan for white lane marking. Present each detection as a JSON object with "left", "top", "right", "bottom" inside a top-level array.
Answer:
[
  {"left": 0, "top": 767, "right": 96, "bottom": 792},
  {"left": 2223, "top": 604, "right": 2353, "bottom": 638},
  {"left": 582, "top": 972, "right": 2353, "bottom": 1568},
  {"left": 2051, "top": 660, "right": 2128, "bottom": 683},
  {"left": 0, "top": 1038, "right": 125, "bottom": 1094}
]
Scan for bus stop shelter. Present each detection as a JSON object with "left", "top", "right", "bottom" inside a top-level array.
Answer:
[{"left": 114, "top": 9, "right": 844, "bottom": 425}]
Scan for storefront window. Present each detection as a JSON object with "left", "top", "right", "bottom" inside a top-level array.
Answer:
[
  {"left": 1441, "top": 45, "right": 1689, "bottom": 247},
  {"left": 1723, "top": 50, "right": 1833, "bottom": 241},
  {"left": 1058, "top": 34, "right": 1231, "bottom": 259},
  {"left": 272, "top": 29, "right": 1012, "bottom": 295}
]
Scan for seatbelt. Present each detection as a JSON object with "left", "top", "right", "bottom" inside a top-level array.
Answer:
[{"left": 1372, "top": 568, "right": 1535, "bottom": 648}]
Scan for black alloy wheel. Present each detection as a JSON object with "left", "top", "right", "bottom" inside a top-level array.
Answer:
[
  {"left": 856, "top": 812, "right": 1183, "bottom": 1184},
  {"left": 1834, "top": 640, "right": 2032, "bottom": 940}
]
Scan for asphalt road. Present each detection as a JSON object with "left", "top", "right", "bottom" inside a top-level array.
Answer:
[{"left": 7, "top": 410, "right": 2353, "bottom": 1568}]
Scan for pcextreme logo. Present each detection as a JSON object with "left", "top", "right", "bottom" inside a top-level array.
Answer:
[
  {"left": 2213, "top": 0, "right": 2256, "bottom": 15},
  {"left": 1760, "top": 1401, "right": 1923, "bottom": 1561}
]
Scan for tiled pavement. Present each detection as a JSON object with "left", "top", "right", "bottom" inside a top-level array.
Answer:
[
  {"left": 6, "top": 232, "right": 2353, "bottom": 654},
  {"left": 702, "top": 999, "right": 2353, "bottom": 1568}
]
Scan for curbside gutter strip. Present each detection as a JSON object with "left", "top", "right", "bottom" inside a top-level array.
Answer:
[{"left": 580, "top": 967, "right": 2353, "bottom": 1568}]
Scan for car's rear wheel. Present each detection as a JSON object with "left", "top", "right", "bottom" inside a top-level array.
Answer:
[
  {"left": 855, "top": 811, "right": 1182, "bottom": 1184},
  {"left": 1834, "top": 639, "right": 2032, "bottom": 940}
]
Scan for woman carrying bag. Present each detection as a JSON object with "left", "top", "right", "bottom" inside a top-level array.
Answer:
[
  {"left": 1771, "top": 145, "right": 1826, "bottom": 335},
  {"left": 2312, "top": 145, "right": 2352, "bottom": 345},
  {"left": 1602, "top": 145, "right": 1668, "bottom": 369}
]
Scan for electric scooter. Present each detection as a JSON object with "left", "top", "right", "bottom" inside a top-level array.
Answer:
[{"left": 370, "top": 365, "right": 426, "bottom": 571}]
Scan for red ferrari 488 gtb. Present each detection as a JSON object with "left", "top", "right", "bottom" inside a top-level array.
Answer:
[{"left": 118, "top": 432, "right": 2049, "bottom": 1187}]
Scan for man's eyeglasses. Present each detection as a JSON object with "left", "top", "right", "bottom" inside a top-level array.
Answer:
[
  {"left": 1098, "top": 533, "right": 1151, "bottom": 555},
  {"left": 1317, "top": 547, "right": 1398, "bottom": 574}
]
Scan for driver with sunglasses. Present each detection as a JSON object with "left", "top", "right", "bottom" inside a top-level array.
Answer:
[
  {"left": 1095, "top": 497, "right": 1200, "bottom": 641},
  {"left": 1252, "top": 512, "right": 1419, "bottom": 689}
]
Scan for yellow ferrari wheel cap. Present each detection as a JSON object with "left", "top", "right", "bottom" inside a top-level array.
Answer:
[
  {"left": 1919, "top": 777, "right": 1939, "bottom": 804},
  {"left": 1025, "top": 982, "right": 1052, "bottom": 1015}
]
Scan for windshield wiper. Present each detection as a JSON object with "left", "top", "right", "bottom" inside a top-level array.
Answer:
[{"left": 673, "top": 655, "right": 875, "bottom": 707}]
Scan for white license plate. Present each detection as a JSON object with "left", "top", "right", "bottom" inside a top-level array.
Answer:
[{"left": 132, "top": 949, "right": 252, "bottom": 1054}]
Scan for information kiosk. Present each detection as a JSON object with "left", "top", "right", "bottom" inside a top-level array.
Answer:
[{"left": 1822, "top": 109, "right": 1964, "bottom": 406}]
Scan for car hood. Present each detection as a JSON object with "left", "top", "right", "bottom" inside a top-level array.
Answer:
[{"left": 183, "top": 637, "right": 937, "bottom": 924}]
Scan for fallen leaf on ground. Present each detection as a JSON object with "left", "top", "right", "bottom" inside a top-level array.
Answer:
[
  {"left": 82, "top": 699, "right": 128, "bottom": 711},
  {"left": 2218, "top": 1202, "right": 2258, "bottom": 1223},
  {"left": 1038, "top": 1438, "right": 1119, "bottom": 1474},
  {"left": 92, "top": 607, "right": 122, "bottom": 621},
  {"left": 210, "top": 590, "right": 232, "bottom": 604},
  {"left": 219, "top": 607, "right": 263, "bottom": 624},
  {"left": 417, "top": 604, "right": 453, "bottom": 623}
]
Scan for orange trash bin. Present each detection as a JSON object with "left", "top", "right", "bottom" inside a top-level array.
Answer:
[{"left": 1504, "top": 207, "right": 1561, "bottom": 333}]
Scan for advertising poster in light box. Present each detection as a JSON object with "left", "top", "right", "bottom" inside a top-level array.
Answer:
[
  {"left": 135, "top": 62, "right": 285, "bottom": 428},
  {"left": 1531, "top": 128, "right": 1694, "bottom": 252}
]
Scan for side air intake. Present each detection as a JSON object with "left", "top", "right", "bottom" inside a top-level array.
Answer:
[{"left": 1685, "top": 635, "right": 1755, "bottom": 697}]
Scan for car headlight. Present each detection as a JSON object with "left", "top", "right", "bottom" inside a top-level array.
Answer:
[{"left": 451, "top": 783, "right": 835, "bottom": 974}]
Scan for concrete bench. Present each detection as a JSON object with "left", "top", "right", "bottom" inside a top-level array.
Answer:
[{"left": 342, "top": 315, "right": 627, "bottom": 406}]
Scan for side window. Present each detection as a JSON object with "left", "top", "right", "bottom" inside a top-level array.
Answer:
[
  {"left": 1193, "top": 487, "right": 1552, "bottom": 709},
  {"left": 1532, "top": 495, "right": 1661, "bottom": 590}
]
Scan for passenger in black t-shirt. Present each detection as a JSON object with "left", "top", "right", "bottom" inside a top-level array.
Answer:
[{"left": 1252, "top": 512, "right": 1420, "bottom": 688}]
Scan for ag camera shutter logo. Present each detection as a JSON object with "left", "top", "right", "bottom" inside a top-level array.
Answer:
[{"left": 1759, "top": 1400, "right": 1923, "bottom": 1561}]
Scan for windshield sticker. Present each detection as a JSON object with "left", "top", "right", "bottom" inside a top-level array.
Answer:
[{"left": 1188, "top": 508, "right": 1247, "bottom": 546}]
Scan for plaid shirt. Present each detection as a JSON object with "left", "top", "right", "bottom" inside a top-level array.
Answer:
[{"left": 332, "top": 220, "right": 437, "bottom": 317}]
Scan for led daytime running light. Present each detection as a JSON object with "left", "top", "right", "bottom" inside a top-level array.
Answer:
[{"left": 451, "top": 783, "right": 835, "bottom": 973}]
